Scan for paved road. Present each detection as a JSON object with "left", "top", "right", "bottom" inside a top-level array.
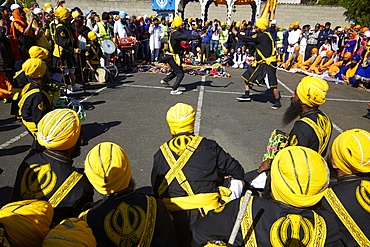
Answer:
[{"left": 1, "top": 69, "right": 369, "bottom": 204}]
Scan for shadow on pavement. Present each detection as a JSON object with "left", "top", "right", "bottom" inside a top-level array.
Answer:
[
  {"left": 81, "top": 100, "right": 106, "bottom": 111},
  {"left": 0, "top": 116, "right": 18, "bottom": 126},
  {"left": 0, "top": 186, "right": 13, "bottom": 207},
  {"left": 0, "top": 124, "right": 22, "bottom": 132},
  {"left": 81, "top": 121, "right": 121, "bottom": 145},
  {"left": 0, "top": 145, "right": 31, "bottom": 157}
]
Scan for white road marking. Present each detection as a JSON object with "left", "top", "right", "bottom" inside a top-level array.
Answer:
[
  {"left": 0, "top": 131, "right": 28, "bottom": 150},
  {"left": 194, "top": 76, "right": 206, "bottom": 135}
]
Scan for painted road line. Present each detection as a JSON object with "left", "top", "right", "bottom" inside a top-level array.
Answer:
[{"left": 194, "top": 76, "right": 205, "bottom": 135}]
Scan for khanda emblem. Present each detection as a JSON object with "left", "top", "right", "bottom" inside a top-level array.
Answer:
[
  {"left": 104, "top": 201, "right": 146, "bottom": 246},
  {"left": 156, "top": 0, "right": 168, "bottom": 9},
  {"left": 270, "top": 214, "right": 314, "bottom": 246},
  {"left": 20, "top": 163, "right": 57, "bottom": 199},
  {"left": 356, "top": 180, "right": 370, "bottom": 213}
]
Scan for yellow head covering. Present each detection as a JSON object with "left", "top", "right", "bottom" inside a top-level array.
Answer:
[
  {"left": 221, "top": 21, "right": 226, "bottom": 26},
  {"left": 289, "top": 23, "right": 294, "bottom": 29},
  {"left": 55, "top": 6, "right": 70, "bottom": 21},
  {"left": 296, "top": 76, "right": 329, "bottom": 107},
  {"left": 84, "top": 142, "right": 131, "bottom": 195},
  {"left": 271, "top": 146, "right": 330, "bottom": 208},
  {"left": 0, "top": 200, "right": 53, "bottom": 247},
  {"left": 331, "top": 129, "right": 370, "bottom": 174},
  {"left": 294, "top": 21, "right": 300, "bottom": 26},
  {"left": 235, "top": 21, "right": 241, "bottom": 28},
  {"left": 37, "top": 109, "right": 81, "bottom": 150},
  {"left": 88, "top": 31, "right": 97, "bottom": 41},
  {"left": 23, "top": 7, "right": 30, "bottom": 13},
  {"left": 343, "top": 52, "right": 352, "bottom": 59},
  {"left": 172, "top": 16, "right": 183, "bottom": 28},
  {"left": 22, "top": 58, "right": 47, "bottom": 78},
  {"left": 166, "top": 103, "right": 195, "bottom": 135},
  {"left": 29, "top": 46, "right": 49, "bottom": 60},
  {"left": 44, "top": 3, "right": 53, "bottom": 9},
  {"left": 43, "top": 218, "right": 96, "bottom": 247},
  {"left": 71, "top": 10, "right": 80, "bottom": 19},
  {"left": 255, "top": 18, "right": 269, "bottom": 30}
]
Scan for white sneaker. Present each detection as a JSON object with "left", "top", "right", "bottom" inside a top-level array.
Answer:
[
  {"left": 160, "top": 80, "right": 170, "bottom": 86},
  {"left": 72, "top": 85, "right": 83, "bottom": 92},
  {"left": 65, "top": 89, "right": 74, "bottom": 95},
  {"left": 170, "top": 89, "right": 183, "bottom": 95}
]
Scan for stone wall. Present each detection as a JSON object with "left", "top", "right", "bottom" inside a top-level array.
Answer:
[{"left": 38, "top": 0, "right": 349, "bottom": 28}]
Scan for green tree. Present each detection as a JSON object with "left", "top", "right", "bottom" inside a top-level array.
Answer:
[{"left": 319, "top": 0, "right": 370, "bottom": 26}]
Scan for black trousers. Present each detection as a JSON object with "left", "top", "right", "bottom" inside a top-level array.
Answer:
[
  {"left": 200, "top": 42, "right": 210, "bottom": 63},
  {"left": 162, "top": 55, "right": 184, "bottom": 91}
]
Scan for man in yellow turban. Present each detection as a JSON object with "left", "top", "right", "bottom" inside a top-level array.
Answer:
[
  {"left": 11, "top": 108, "right": 94, "bottom": 225},
  {"left": 321, "top": 129, "right": 370, "bottom": 246},
  {"left": 151, "top": 102, "right": 245, "bottom": 246},
  {"left": 53, "top": 6, "right": 83, "bottom": 92},
  {"left": 232, "top": 17, "right": 282, "bottom": 109},
  {"left": 192, "top": 146, "right": 340, "bottom": 246},
  {"left": 159, "top": 16, "right": 200, "bottom": 95},
  {"left": 17, "top": 58, "right": 53, "bottom": 149},
  {"left": 80, "top": 142, "right": 178, "bottom": 246},
  {"left": 0, "top": 200, "right": 53, "bottom": 247}
]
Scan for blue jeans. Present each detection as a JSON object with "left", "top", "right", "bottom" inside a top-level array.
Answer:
[{"left": 210, "top": 40, "right": 219, "bottom": 53}]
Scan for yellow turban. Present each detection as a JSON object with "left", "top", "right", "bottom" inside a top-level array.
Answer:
[
  {"left": 166, "top": 103, "right": 195, "bottom": 135},
  {"left": 43, "top": 218, "right": 96, "bottom": 247},
  {"left": 22, "top": 58, "right": 47, "bottom": 78},
  {"left": 55, "top": 6, "right": 70, "bottom": 21},
  {"left": 235, "top": 21, "right": 241, "bottom": 28},
  {"left": 88, "top": 31, "right": 97, "bottom": 41},
  {"left": 29, "top": 46, "right": 49, "bottom": 60},
  {"left": 256, "top": 18, "right": 269, "bottom": 30},
  {"left": 84, "top": 142, "right": 131, "bottom": 195},
  {"left": 331, "top": 129, "right": 370, "bottom": 174},
  {"left": 72, "top": 10, "right": 80, "bottom": 19},
  {"left": 44, "top": 3, "right": 53, "bottom": 9},
  {"left": 271, "top": 146, "right": 330, "bottom": 208},
  {"left": 289, "top": 23, "right": 294, "bottom": 29},
  {"left": 37, "top": 109, "right": 81, "bottom": 150},
  {"left": 0, "top": 200, "right": 53, "bottom": 247},
  {"left": 296, "top": 76, "right": 329, "bottom": 107},
  {"left": 221, "top": 22, "right": 226, "bottom": 26},
  {"left": 294, "top": 21, "right": 300, "bottom": 26},
  {"left": 172, "top": 16, "right": 183, "bottom": 28},
  {"left": 343, "top": 51, "right": 352, "bottom": 59},
  {"left": 23, "top": 7, "right": 30, "bottom": 13}
]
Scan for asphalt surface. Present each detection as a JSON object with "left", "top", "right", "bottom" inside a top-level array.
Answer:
[{"left": 1, "top": 69, "right": 369, "bottom": 205}]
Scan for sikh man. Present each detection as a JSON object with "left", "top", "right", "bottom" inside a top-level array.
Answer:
[
  {"left": 11, "top": 108, "right": 94, "bottom": 225},
  {"left": 159, "top": 16, "right": 199, "bottom": 95},
  {"left": 321, "top": 129, "right": 370, "bottom": 246},
  {"left": 93, "top": 12, "right": 112, "bottom": 67},
  {"left": 233, "top": 18, "right": 282, "bottom": 110},
  {"left": 79, "top": 142, "right": 179, "bottom": 247},
  {"left": 53, "top": 6, "right": 82, "bottom": 92},
  {"left": 18, "top": 58, "right": 53, "bottom": 149},
  {"left": 0, "top": 200, "right": 53, "bottom": 247},
  {"left": 151, "top": 103, "right": 245, "bottom": 247},
  {"left": 192, "top": 146, "right": 340, "bottom": 246},
  {"left": 282, "top": 45, "right": 303, "bottom": 70},
  {"left": 253, "top": 76, "right": 332, "bottom": 186}
]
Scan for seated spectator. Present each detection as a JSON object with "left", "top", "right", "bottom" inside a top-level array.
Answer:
[
  {"left": 335, "top": 54, "right": 360, "bottom": 85},
  {"left": 276, "top": 47, "right": 286, "bottom": 67},
  {"left": 244, "top": 52, "right": 254, "bottom": 68},
  {"left": 0, "top": 199, "right": 53, "bottom": 246},
  {"left": 80, "top": 142, "right": 179, "bottom": 246},
  {"left": 43, "top": 218, "right": 96, "bottom": 246},
  {"left": 328, "top": 51, "right": 352, "bottom": 77},
  {"left": 11, "top": 108, "right": 94, "bottom": 225},
  {"left": 232, "top": 47, "right": 245, "bottom": 68},
  {"left": 355, "top": 45, "right": 370, "bottom": 88},
  {"left": 283, "top": 45, "right": 303, "bottom": 70},
  {"left": 192, "top": 146, "right": 340, "bottom": 246},
  {"left": 321, "top": 129, "right": 370, "bottom": 246},
  {"left": 313, "top": 50, "right": 334, "bottom": 74},
  {"left": 298, "top": 47, "right": 321, "bottom": 71},
  {"left": 319, "top": 38, "right": 331, "bottom": 57},
  {"left": 220, "top": 48, "right": 231, "bottom": 67}
]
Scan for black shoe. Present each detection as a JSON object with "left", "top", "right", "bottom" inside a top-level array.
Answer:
[
  {"left": 271, "top": 103, "right": 282, "bottom": 110},
  {"left": 236, "top": 94, "right": 251, "bottom": 101},
  {"left": 363, "top": 114, "right": 370, "bottom": 119}
]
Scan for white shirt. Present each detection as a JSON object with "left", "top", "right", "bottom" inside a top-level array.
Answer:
[
  {"left": 287, "top": 29, "right": 301, "bottom": 53},
  {"left": 113, "top": 20, "right": 128, "bottom": 39},
  {"left": 149, "top": 24, "right": 163, "bottom": 50}
]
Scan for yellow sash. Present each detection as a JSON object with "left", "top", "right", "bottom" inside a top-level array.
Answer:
[
  {"left": 48, "top": 171, "right": 83, "bottom": 208},
  {"left": 299, "top": 113, "right": 331, "bottom": 155},
  {"left": 324, "top": 188, "right": 370, "bottom": 245},
  {"left": 166, "top": 35, "right": 181, "bottom": 66},
  {"left": 255, "top": 32, "right": 276, "bottom": 65},
  {"left": 138, "top": 196, "right": 157, "bottom": 247}
]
